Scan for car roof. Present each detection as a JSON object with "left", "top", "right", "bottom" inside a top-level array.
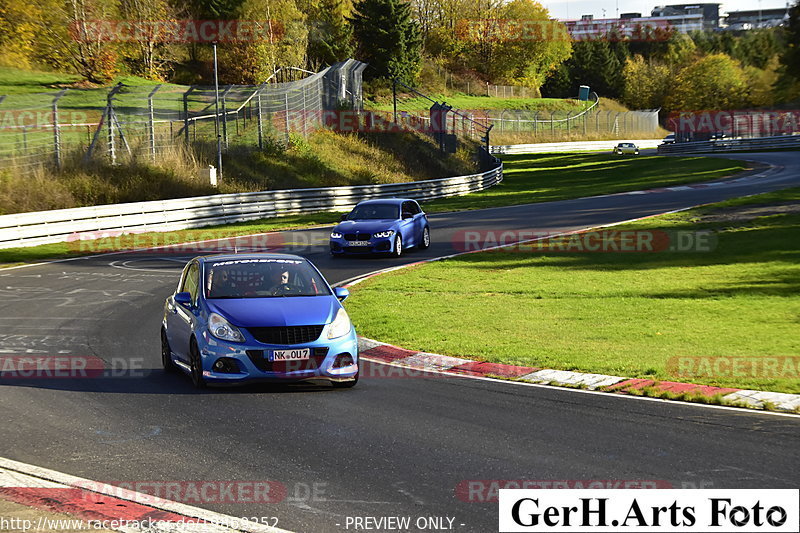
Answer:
[
  {"left": 196, "top": 253, "right": 307, "bottom": 264},
  {"left": 354, "top": 198, "right": 414, "bottom": 206}
]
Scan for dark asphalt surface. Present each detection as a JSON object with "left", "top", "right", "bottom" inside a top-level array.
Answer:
[{"left": 0, "top": 151, "right": 798, "bottom": 533}]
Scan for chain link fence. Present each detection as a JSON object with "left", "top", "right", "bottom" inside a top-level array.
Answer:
[
  {"left": 0, "top": 59, "right": 367, "bottom": 174},
  {"left": 486, "top": 108, "right": 660, "bottom": 137}
]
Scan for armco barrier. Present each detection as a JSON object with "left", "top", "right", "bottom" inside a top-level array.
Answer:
[
  {"left": 492, "top": 139, "right": 662, "bottom": 154},
  {"left": 0, "top": 156, "right": 502, "bottom": 249},
  {"left": 657, "top": 134, "right": 800, "bottom": 154}
]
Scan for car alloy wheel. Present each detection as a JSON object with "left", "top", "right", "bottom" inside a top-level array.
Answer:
[
  {"left": 393, "top": 235, "right": 402, "bottom": 257},
  {"left": 189, "top": 339, "right": 206, "bottom": 389},
  {"left": 161, "top": 329, "right": 177, "bottom": 373},
  {"left": 419, "top": 226, "right": 430, "bottom": 249}
]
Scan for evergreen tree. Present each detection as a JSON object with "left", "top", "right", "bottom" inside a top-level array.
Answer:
[
  {"left": 307, "top": 0, "right": 354, "bottom": 67},
  {"left": 350, "top": 0, "right": 421, "bottom": 82}
]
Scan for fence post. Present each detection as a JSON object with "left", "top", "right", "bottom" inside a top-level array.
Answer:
[
  {"left": 182, "top": 87, "right": 192, "bottom": 145},
  {"left": 392, "top": 79, "right": 397, "bottom": 124},
  {"left": 551, "top": 111, "right": 555, "bottom": 136},
  {"left": 52, "top": 89, "right": 67, "bottom": 169},
  {"left": 221, "top": 85, "right": 232, "bottom": 149},
  {"left": 284, "top": 92, "right": 290, "bottom": 145},
  {"left": 256, "top": 90, "right": 264, "bottom": 150},
  {"left": 148, "top": 85, "right": 161, "bottom": 162},
  {"left": 302, "top": 85, "right": 307, "bottom": 136}
]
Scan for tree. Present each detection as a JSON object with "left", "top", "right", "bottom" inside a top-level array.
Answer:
[
  {"left": 664, "top": 53, "right": 748, "bottom": 112},
  {"left": 622, "top": 55, "right": 670, "bottom": 109},
  {"left": 780, "top": 0, "right": 800, "bottom": 79},
  {"left": 118, "top": 0, "right": 177, "bottom": 79},
  {"left": 31, "top": 0, "right": 120, "bottom": 83},
  {"left": 350, "top": 0, "right": 422, "bottom": 82},
  {"left": 218, "top": 0, "right": 308, "bottom": 84},
  {"left": 480, "top": 0, "right": 571, "bottom": 88},
  {"left": 307, "top": 0, "right": 354, "bottom": 68}
]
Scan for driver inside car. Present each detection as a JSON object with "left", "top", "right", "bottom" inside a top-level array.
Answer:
[
  {"left": 209, "top": 268, "right": 238, "bottom": 298},
  {"left": 268, "top": 268, "right": 297, "bottom": 295}
]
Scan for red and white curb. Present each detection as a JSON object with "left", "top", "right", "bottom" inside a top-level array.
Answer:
[
  {"left": 0, "top": 457, "right": 291, "bottom": 533},
  {"left": 357, "top": 337, "right": 800, "bottom": 414}
]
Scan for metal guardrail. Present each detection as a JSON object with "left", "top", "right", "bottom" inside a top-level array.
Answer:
[
  {"left": 0, "top": 154, "right": 502, "bottom": 249},
  {"left": 657, "top": 135, "right": 800, "bottom": 154},
  {"left": 492, "top": 139, "right": 662, "bottom": 154}
]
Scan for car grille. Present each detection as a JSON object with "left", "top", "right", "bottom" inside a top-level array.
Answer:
[
  {"left": 246, "top": 348, "right": 329, "bottom": 372},
  {"left": 247, "top": 325, "right": 325, "bottom": 345},
  {"left": 344, "top": 233, "right": 371, "bottom": 241}
]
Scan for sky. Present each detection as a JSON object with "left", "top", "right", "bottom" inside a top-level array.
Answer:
[{"left": 544, "top": 0, "right": 793, "bottom": 20}]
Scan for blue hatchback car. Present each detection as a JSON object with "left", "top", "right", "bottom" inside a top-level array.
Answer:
[
  {"left": 161, "top": 254, "right": 358, "bottom": 388},
  {"left": 329, "top": 198, "right": 430, "bottom": 257}
]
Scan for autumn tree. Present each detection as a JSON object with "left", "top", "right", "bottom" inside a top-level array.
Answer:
[{"left": 664, "top": 53, "right": 748, "bottom": 112}]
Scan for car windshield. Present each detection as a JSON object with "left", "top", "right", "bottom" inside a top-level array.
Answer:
[
  {"left": 205, "top": 258, "right": 331, "bottom": 299},
  {"left": 347, "top": 203, "right": 399, "bottom": 220}
]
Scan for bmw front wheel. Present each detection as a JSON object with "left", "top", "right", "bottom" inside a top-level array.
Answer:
[{"left": 393, "top": 235, "right": 403, "bottom": 257}]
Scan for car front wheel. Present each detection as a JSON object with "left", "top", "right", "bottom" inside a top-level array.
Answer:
[
  {"left": 161, "top": 328, "right": 177, "bottom": 373},
  {"left": 393, "top": 235, "right": 403, "bottom": 257},
  {"left": 189, "top": 339, "right": 206, "bottom": 389}
]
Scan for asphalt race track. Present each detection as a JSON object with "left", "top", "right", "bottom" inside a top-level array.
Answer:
[{"left": 1, "top": 152, "right": 799, "bottom": 532}]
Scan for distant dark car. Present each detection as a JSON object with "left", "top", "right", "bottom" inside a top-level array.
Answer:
[
  {"left": 662, "top": 134, "right": 675, "bottom": 144},
  {"left": 710, "top": 132, "right": 727, "bottom": 141}
]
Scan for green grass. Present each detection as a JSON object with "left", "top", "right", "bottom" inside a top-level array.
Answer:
[
  {"left": 346, "top": 187, "right": 800, "bottom": 393},
  {"left": 423, "top": 153, "right": 749, "bottom": 213},
  {"left": 367, "top": 93, "right": 593, "bottom": 112}
]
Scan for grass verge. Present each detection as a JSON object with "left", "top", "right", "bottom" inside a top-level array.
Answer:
[
  {"left": 346, "top": 187, "right": 800, "bottom": 394},
  {"left": 423, "top": 153, "right": 749, "bottom": 213}
]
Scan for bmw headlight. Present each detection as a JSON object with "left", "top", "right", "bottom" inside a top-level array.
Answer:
[
  {"left": 330, "top": 231, "right": 343, "bottom": 239},
  {"left": 373, "top": 230, "right": 394, "bottom": 238},
  {"left": 208, "top": 313, "right": 245, "bottom": 342},
  {"left": 327, "top": 308, "right": 352, "bottom": 339}
]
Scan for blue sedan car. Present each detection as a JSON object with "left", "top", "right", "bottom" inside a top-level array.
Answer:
[
  {"left": 329, "top": 198, "right": 430, "bottom": 257},
  {"left": 161, "top": 254, "right": 358, "bottom": 388}
]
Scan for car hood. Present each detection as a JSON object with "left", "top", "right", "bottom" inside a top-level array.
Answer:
[
  {"left": 333, "top": 220, "right": 398, "bottom": 233},
  {"left": 207, "top": 296, "right": 339, "bottom": 328}
]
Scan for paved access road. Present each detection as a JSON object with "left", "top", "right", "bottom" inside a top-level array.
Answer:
[{"left": 0, "top": 152, "right": 798, "bottom": 533}]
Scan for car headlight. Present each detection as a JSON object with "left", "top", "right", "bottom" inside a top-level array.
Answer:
[
  {"left": 208, "top": 312, "right": 245, "bottom": 342},
  {"left": 327, "top": 308, "right": 352, "bottom": 339},
  {"left": 330, "top": 231, "right": 343, "bottom": 239},
  {"left": 373, "top": 230, "right": 394, "bottom": 238}
]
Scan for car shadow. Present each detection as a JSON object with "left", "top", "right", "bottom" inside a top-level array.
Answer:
[{"left": 0, "top": 369, "right": 342, "bottom": 395}]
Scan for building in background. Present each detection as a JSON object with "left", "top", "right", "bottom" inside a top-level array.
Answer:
[
  {"left": 650, "top": 3, "right": 721, "bottom": 30},
  {"left": 724, "top": 7, "right": 791, "bottom": 29}
]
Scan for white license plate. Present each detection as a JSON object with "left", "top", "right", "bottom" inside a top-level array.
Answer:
[
  {"left": 348, "top": 241, "right": 371, "bottom": 246},
  {"left": 271, "top": 348, "right": 310, "bottom": 361}
]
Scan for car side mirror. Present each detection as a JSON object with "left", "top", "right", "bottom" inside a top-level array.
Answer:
[
  {"left": 174, "top": 292, "right": 193, "bottom": 307},
  {"left": 334, "top": 287, "right": 349, "bottom": 301},
  {"left": 402, "top": 212, "right": 413, "bottom": 219},
  {"left": 340, "top": 214, "right": 348, "bottom": 221}
]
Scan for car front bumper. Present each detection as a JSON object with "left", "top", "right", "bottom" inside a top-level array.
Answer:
[
  {"left": 330, "top": 236, "right": 394, "bottom": 255},
  {"left": 195, "top": 329, "right": 359, "bottom": 384}
]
